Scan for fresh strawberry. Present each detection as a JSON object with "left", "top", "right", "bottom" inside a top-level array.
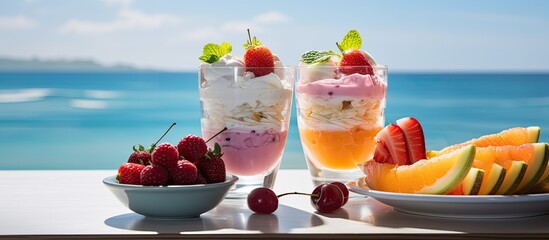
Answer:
[
  {"left": 396, "top": 117, "right": 427, "bottom": 163},
  {"left": 374, "top": 124, "right": 410, "bottom": 165},
  {"left": 197, "top": 143, "right": 226, "bottom": 183},
  {"left": 339, "top": 49, "right": 373, "bottom": 75},
  {"left": 373, "top": 139, "right": 391, "bottom": 163},
  {"left": 117, "top": 163, "right": 145, "bottom": 185},
  {"left": 151, "top": 142, "right": 179, "bottom": 169},
  {"left": 243, "top": 29, "right": 274, "bottom": 77},
  {"left": 169, "top": 160, "right": 198, "bottom": 185},
  {"left": 195, "top": 171, "right": 208, "bottom": 184},
  {"left": 127, "top": 145, "right": 152, "bottom": 165},
  {"left": 335, "top": 30, "right": 374, "bottom": 75},
  {"left": 128, "top": 123, "right": 177, "bottom": 166},
  {"left": 140, "top": 165, "right": 169, "bottom": 186},
  {"left": 177, "top": 135, "right": 208, "bottom": 163}
]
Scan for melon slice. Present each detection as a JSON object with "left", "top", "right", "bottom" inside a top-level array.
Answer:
[
  {"left": 475, "top": 143, "right": 547, "bottom": 194},
  {"left": 476, "top": 163, "right": 506, "bottom": 195},
  {"left": 495, "top": 161, "right": 527, "bottom": 195},
  {"left": 429, "top": 148, "right": 506, "bottom": 195},
  {"left": 535, "top": 144, "right": 549, "bottom": 187},
  {"left": 514, "top": 143, "right": 548, "bottom": 194},
  {"left": 363, "top": 145, "right": 475, "bottom": 194},
  {"left": 448, "top": 167, "right": 484, "bottom": 195}
]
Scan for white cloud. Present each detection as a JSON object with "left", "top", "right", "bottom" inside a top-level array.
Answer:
[
  {"left": 184, "top": 12, "right": 290, "bottom": 41},
  {"left": 0, "top": 16, "right": 36, "bottom": 30},
  {"left": 221, "top": 21, "right": 258, "bottom": 33},
  {"left": 58, "top": 8, "right": 181, "bottom": 35},
  {"left": 254, "top": 11, "right": 290, "bottom": 24},
  {"left": 102, "top": 0, "right": 134, "bottom": 8},
  {"left": 183, "top": 28, "right": 219, "bottom": 41}
]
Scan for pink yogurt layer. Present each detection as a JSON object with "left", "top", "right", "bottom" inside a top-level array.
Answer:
[
  {"left": 202, "top": 129, "right": 288, "bottom": 176},
  {"left": 297, "top": 73, "right": 386, "bottom": 99}
]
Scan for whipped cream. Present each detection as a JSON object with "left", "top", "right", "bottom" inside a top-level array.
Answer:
[
  {"left": 200, "top": 54, "right": 292, "bottom": 132},
  {"left": 296, "top": 74, "right": 386, "bottom": 131}
]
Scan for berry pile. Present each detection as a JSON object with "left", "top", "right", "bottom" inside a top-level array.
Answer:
[
  {"left": 116, "top": 123, "right": 227, "bottom": 186},
  {"left": 247, "top": 182, "right": 350, "bottom": 214}
]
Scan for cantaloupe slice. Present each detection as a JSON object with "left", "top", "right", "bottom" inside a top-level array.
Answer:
[
  {"left": 494, "top": 161, "right": 527, "bottom": 194},
  {"left": 363, "top": 145, "right": 475, "bottom": 194},
  {"left": 476, "top": 163, "right": 505, "bottom": 195},
  {"left": 448, "top": 167, "right": 484, "bottom": 195},
  {"left": 475, "top": 143, "right": 548, "bottom": 194}
]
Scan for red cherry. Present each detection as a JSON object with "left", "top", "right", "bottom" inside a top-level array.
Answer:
[
  {"left": 330, "top": 182, "right": 349, "bottom": 205},
  {"left": 310, "top": 184, "right": 344, "bottom": 213},
  {"left": 247, "top": 187, "right": 278, "bottom": 214}
]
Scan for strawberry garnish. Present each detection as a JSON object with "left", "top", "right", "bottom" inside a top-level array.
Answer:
[
  {"left": 117, "top": 163, "right": 145, "bottom": 185},
  {"left": 243, "top": 29, "right": 274, "bottom": 77},
  {"left": 374, "top": 124, "right": 410, "bottom": 165},
  {"left": 336, "top": 30, "right": 374, "bottom": 75},
  {"left": 396, "top": 117, "right": 427, "bottom": 163},
  {"left": 339, "top": 49, "right": 373, "bottom": 75}
]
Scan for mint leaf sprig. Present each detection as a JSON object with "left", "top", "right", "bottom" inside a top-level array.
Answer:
[
  {"left": 199, "top": 42, "right": 232, "bottom": 64},
  {"left": 300, "top": 50, "right": 339, "bottom": 64},
  {"left": 336, "top": 30, "right": 362, "bottom": 53}
]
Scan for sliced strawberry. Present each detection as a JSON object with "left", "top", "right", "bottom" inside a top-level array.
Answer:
[
  {"left": 373, "top": 139, "right": 391, "bottom": 163},
  {"left": 375, "top": 124, "right": 410, "bottom": 165},
  {"left": 396, "top": 117, "right": 426, "bottom": 163}
]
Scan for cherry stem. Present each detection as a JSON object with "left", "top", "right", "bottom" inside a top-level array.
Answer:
[
  {"left": 153, "top": 122, "right": 176, "bottom": 146},
  {"left": 276, "top": 192, "right": 320, "bottom": 198},
  {"left": 247, "top": 29, "right": 252, "bottom": 44},
  {"left": 205, "top": 127, "right": 228, "bottom": 143}
]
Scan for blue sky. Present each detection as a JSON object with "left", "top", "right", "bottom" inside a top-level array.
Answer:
[{"left": 0, "top": 0, "right": 548, "bottom": 71}]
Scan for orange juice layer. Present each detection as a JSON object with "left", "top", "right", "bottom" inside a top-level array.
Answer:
[{"left": 299, "top": 126, "right": 381, "bottom": 170}]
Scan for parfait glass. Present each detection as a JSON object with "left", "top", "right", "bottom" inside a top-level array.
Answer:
[
  {"left": 199, "top": 66, "right": 294, "bottom": 198},
  {"left": 296, "top": 65, "right": 388, "bottom": 185}
]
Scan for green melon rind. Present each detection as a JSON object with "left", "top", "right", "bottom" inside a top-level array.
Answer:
[
  {"left": 487, "top": 166, "right": 506, "bottom": 195},
  {"left": 419, "top": 145, "right": 475, "bottom": 194},
  {"left": 527, "top": 126, "right": 541, "bottom": 143},
  {"left": 535, "top": 143, "right": 549, "bottom": 185},
  {"left": 478, "top": 163, "right": 505, "bottom": 195},
  {"left": 463, "top": 167, "right": 484, "bottom": 195},
  {"left": 498, "top": 161, "right": 527, "bottom": 195},
  {"left": 515, "top": 143, "right": 549, "bottom": 194}
]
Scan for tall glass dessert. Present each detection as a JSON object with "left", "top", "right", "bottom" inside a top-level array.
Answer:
[
  {"left": 198, "top": 31, "right": 294, "bottom": 198},
  {"left": 296, "top": 30, "right": 387, "bottom": 185}
]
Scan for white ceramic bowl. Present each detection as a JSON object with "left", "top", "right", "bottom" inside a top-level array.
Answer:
[{"left": 103, "top": 174, "right": 238, "bottom": 219}]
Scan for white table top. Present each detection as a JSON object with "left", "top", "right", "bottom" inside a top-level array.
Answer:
[{"left": 1, "top": 169, "right": 549, "bottom": 239}]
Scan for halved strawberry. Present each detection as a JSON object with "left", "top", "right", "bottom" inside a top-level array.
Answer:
[
  {"left": 374, "top": 124, "right": 410, "bottom": 165},
  {"left": 396, "top": 117, "right": 426, "bottom": 164},
  {"left": 373, "top": 139, "right": 391, "bottom": 163}
]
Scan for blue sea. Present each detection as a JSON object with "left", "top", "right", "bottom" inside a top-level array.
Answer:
[{"left": 1, "top": 72, "right": 548, "bottom": 170}]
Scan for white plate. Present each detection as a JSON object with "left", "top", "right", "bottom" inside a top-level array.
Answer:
[{"left": 347, "top": 177, "right": 549, "bottom": 218}]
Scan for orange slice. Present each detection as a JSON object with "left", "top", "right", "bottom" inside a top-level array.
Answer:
[
  {"left": 363, "top": 145, "right": 475, "bottom": 194},
  {"left": 428, "top": 126, "right": 540, "bottom": 157}
]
